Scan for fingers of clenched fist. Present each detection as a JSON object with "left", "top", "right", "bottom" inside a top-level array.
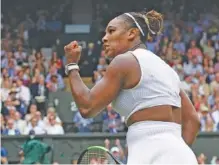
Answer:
[
  {"left": 64, "top": 41, "right": 82, "bottom": 54},
  {"left": 64, "top": 41, "right": 82, "bottom": 63}
]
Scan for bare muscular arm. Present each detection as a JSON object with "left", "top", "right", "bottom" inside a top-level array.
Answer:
[
  {"left": 180, "top": 89, "right": 201, "bottom": 146},
  {"left": 68, "top": 55, "right": 127, "bottom": 118}
]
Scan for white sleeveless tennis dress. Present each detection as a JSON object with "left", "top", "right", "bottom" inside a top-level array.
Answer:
[{"left": 112, "top": 48, "right": 198, "bottom": 164}]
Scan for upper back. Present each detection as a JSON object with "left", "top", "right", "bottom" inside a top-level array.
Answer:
[{"left": 112, "top": 48, "right": 181, "bottom": 123}]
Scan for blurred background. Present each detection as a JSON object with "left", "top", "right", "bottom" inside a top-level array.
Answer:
[{"left": 1, "top": 0, "right": 219, "bottom": 164}]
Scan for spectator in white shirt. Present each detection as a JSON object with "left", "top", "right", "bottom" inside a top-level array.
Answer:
[
  {"left": 183, "top": 56, "right": 204, "bottom": 76},
  {"left": 35, "top": 111, "right": 45, "bottom": 128},
  {"left": 0, "top": 79, "right": 11, "bottom": 102},
  {"left": 24, "top": 117, "right": 45, "bottom": 135},
  {"left": 45, "top": 115, "right": 64, "bottom": 135},
  {"left": 211, "top": 100, "right": 219, "bottom": 131},
  {"left": 2, "top": 118, "right": 21, "bottom": 135},
  {"left": 14, "top": 112, "right": 26, "bottom": 134},
  {"left": 27, "top": 111, "right": 45, "bottom": 132},
  {"left": 43, "top": 107, "right": 62, "bottom": 126},
  {"left": 14, "top": 46, "right": 27, "bottom": 65},
  {"left": 16, "top": 79, "right": 31, "bottom": 106}
]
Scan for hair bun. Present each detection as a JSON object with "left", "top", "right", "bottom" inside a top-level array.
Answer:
[{"left": 143, "top": 10, "right": 163, "bottom": 36}]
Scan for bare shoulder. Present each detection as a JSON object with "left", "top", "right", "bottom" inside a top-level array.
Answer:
[{"left": 108, "top": 52, "right": 137, "bottom": 73}]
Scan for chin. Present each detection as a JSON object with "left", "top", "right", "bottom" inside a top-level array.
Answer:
[{"left": 104, "top": 51, "right": 116, "bottom": 59}]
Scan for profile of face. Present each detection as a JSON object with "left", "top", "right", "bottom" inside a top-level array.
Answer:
[{"left": 102, "top": 17, "right": 137, "bottom": 58}]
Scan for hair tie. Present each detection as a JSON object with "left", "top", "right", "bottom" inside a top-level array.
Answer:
[
  {"left": 124, "top": 13, "right": 145, "bottom": 36},
  {"left": 144, "top": 17, "right": 156, "bottom": 35}
]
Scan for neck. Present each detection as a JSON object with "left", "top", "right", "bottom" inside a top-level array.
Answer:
[{"left": 129, "top": 40, "right": 142, "bottom": 51}]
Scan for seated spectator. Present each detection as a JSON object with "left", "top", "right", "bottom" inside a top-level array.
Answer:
[
  {"left": 43, "top": 107, "right": 62, "bottom": 126},
  {"left": 211, "top": 99, "right": 219, "bottom": 131},
  {"left": 30, "top": 75, "right": 48, "bottom": 115},
  {"left": 102, "top": 104, "right": 122, "bottom": 133},
  {"left": 208, "top": 86, "right": 219, "bottom": 109},
  {"left": 7, "top": 59, "right": 17, "bottom": 78},
  {"left": 34, "top": 111, "right": 45, "bottom": 129},
  {"left": 214, "top": 52, "right": 219, "bottom": 72},
  {"left": 210, "top": 72, "right": 219, "bottom": 93},
  {"left": 184, "top": 56, "right": 204, "bottom": 76},
  {"left": 93, "top": 70, "right": 106, "bottom": 84},
  {"left": 24, "top": 117, "right": 45, "bottom": 135},
  {"left": 206, "top": 67, "right": 215, "bottom": 84},
  {"left": 0, "top": 114, "right": 6, "bottom": 134},
  {"left": 45, "top": 65, "right": 65, "bottom": 91},
  {"left": 1, "top": 146, "right": 8, "bottom": 164},
  {"left": 45, "top": 115, "right": 64, "bottom": 135},
  {"left": 199, "top": 104, "right": 214, "bottom": 132},
  {"left": 3, "top": 105, "right": 16, "bottom": 121},
  {"left": 19, "top": 65, "right": 31, "bottom": 85},
  {"left": 180, "top": 75, "right": 193, "bottom": 95},
  {"left": 73, "top": 110, "right": 93, "bottom": 133},
  {"left": 25, "top": 104, "right": 38, "bottom": 122},
  {"left": 173, "top": 35, "right": 186, "bottom": 55},
  {"left": 188, "top": 40, "right": 203, "bottom": 62},
  {"left": 97, "top": 57, "right": 108, "bottom": 71},
  {"left": 2, "top": 80, "right": 30, "bottom": 118},
  {"left": 2, "top": 118, "right": 20, "bottom": 135},
  {"left": 1, "top": 51, "right": 17, "bottom": 70},
  {"left": 14, "top": 46, "right": 27, "bottom": 65},
  {"left": 16, "top": 78, "right": 31, "bottom": 108},
  {"left": 14, "top": 111, "right": 26, "bottom": 134},
  {"left": 46, "top": 75, "right": 60, "bottom": 92},
  {"left": 198, "top": 75, "right": 210, "bottom": 97},
  {"left": 197, "top": 153, "right": 207, "bottom": 164}
]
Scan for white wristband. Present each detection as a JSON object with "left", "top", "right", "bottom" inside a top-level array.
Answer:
[{"left": 65, "top": 63, "right": 79, "bottom": 75}]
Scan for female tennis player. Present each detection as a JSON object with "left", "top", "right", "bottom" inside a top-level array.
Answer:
[{"left": 64, "top": 10, "right": 200, "bottom": 164}]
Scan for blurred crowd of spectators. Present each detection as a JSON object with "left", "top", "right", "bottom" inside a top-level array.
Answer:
[{"left": 1, "top": 0, "right": 219, "bottom": 139}]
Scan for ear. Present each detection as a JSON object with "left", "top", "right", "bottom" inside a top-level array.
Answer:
[{"left": 127, "top": 28, "right": 138, "bottom": 41}]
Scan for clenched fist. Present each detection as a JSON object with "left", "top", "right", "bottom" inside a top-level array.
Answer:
[{"left": 64, "top": 41, "right": 82, "bottom": 64}]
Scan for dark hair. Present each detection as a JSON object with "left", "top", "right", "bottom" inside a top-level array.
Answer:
[{"left": 121, "top": 10, "right": 163, "bottom": 43}]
